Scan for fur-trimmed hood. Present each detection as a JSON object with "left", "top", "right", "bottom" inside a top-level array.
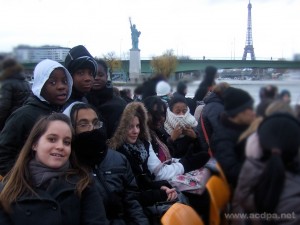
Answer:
[{"left": 108, "top": 102, "right": 151, "bottom": 149}]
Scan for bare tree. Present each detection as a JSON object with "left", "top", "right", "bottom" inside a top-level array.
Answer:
[{"left": 101, "top": 52, "right": 122, "bottom": 80}]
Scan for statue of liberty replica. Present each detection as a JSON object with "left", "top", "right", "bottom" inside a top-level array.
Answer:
[
  {"left": 129, "top": 17, "right": 141, "bottom": 82},
  {"left": 129, "top": 17, "right": 141, "bottom": 50}
]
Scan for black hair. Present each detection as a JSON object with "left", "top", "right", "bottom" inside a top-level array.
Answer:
[
  {"left": 134, "top": 85, "right": 143, "bottom": 95},
  {"left": 142, "top": 96, "right": 167, "bottom": 122},
  {"left": 96, "top": 59, "right": 108, "bottom": 75},
  {"left": 193, "top": 66, "right": 217, "bottom": 101},
  {"left": 263, "top": 85, "right": 278, "bottom": 99},
  {"left": 254, "top": 113, "right": 300, "bottom": 215},
  {"left": 279, "top": 89, "right": 291, "bottom": 98},
  {"left": 141, "top": 75, "right": 166, "bottom": 100},
  {"left": 168, "top": 95, "right": 187, "bottom": 112},
  {"left": 120, "top": 88, "right": 131, "bottom": 97},
  {"left": 69, "top": 103, "right": 103, "bottom": 130},
  {"left": 176, "top": 81, "right": 187, "bottom": 96}
]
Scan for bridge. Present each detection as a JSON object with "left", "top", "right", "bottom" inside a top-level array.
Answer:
[
  {"left": 139, "top": 59, "right": 300, "bottom": 74},
  {"left": 22, "top": 59, "right": 300, "bottom": 76}
]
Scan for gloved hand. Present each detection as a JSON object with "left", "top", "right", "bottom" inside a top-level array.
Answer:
[{"left": 179, "top": 151, "right": 210, "bottom": 173}]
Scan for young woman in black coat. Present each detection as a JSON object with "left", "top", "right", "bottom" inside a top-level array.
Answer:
[
  {"left": 0, "top": 113, "right": 108, "bottom": 225},
  {"left": 66, "top": 103, "right": 149, "bottom": 225}
]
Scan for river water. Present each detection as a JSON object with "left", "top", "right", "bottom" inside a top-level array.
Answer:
[
  {"left": 186, "top": 79, "right": 300, "bottom": 106},
  {"left": 116, "top": 79, "right": 300, "bottom": 107}
]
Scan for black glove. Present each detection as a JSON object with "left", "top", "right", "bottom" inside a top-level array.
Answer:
[{"left": 179, "top": 151, "right": 210, "bottom": 173}]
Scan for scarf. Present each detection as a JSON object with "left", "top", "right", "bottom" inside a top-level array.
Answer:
[
  {"left": 151, "top": 130, "right": 171, "bottom": 162},
  {"left": 164, "top": 107, "right": 198, "bottom": 135},
  {"left": 123, "top": 139, "right": 148, "bottom": 165},
  {"left": 29, "top": 158, "right": 70, "bottom": 187},
  {"left": 73, "top": 128, "right": 108, "bottom": 167}
]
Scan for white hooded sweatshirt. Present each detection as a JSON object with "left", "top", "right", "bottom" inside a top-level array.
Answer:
[{"left": 31, "top": 59, "right": 73, "bottom": 102}]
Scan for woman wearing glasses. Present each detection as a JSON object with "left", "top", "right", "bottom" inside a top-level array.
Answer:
[{"left": 64, "top": 103, "right": 149, "bottom": 225}]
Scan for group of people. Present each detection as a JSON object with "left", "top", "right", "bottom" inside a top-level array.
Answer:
[{"left": 0, "top": 45, "right": 299, "bottom": 225}]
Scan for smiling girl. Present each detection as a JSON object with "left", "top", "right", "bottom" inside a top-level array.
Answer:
[{"left": 0, "top": 113, "right": 107, "bottom": 225}]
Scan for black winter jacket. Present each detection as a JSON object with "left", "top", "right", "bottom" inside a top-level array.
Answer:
[
  {"left": 0, "top": 73, "right": 31, "bottom": 130},
  {"left": 0, "top": 96, "right": 65, "bottom": 175},
  {"left": 87, "top": 82, "right": 127, "bottom": 138},
  {"left": 65, "top": 87, "right": 89, "bottom": 106},
  {"left": 93, "top": 149, "right": 149, "bottom": 225},
  {"left": 197, "top": 92, "right": 225, "bottom": 153},
  {"left": 116, "top": 141, "right": 171, "bottom": 207},
  {"left": 0, "top": 175, "right": 108, "bottom": 225},
  {"left": 211, "top": 114, "right": 249, "bottom": 188}
]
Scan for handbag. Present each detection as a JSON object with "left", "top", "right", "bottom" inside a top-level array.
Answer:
[
  {"left": 168, "top": 167, "right": 211, "bottom": 195},
  {"left": 168, "top": 158, "right": 218, "bottom": 195}
]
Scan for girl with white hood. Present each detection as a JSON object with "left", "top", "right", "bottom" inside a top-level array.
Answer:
[{"left": 0, "top": 59, "right": 73, "bottom": 177}]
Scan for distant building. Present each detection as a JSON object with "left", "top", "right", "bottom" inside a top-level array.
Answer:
[{"left": 13, "top": 45, "right": 70, "bottom": 63}]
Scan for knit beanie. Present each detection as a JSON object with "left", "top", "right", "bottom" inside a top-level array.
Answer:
[
  {"left": 222, "top": 87, "right": 254, "bottom": 117},
  {"left": 156, "top": 81, "right": 171, "bottom": 96},
  {"left": 64, "top": 45, "right": 98, "bottom": 77},
  {"left": 168, "top": 95, "right": 187, "bottom": 111}
]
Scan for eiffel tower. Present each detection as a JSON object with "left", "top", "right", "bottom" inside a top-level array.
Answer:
[{"left": 242, "top": 0, "right": 255, "bottom": 60}]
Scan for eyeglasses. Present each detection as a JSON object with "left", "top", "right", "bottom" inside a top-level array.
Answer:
[{"left": 76, "top": 120, "right": 103, "bottom": 130}]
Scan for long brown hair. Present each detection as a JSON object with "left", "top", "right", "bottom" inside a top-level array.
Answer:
[
  {"left": 108, "top": 102, "right": 150, "bottom": 149},
  {"left": 0, "top": 113, "right": 91, "bottom": 213}
]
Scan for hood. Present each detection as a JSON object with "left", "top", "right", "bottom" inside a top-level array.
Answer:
[
  {"left": 32, "top": 59, "right": 73, "bottom": 103},
  {"left": 63, "top": 101, "right": 84, "bottom": 118}
]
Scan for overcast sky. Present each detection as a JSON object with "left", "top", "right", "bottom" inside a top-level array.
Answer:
[{"left": 1, "top": 0, "right": 299, "bottom": 60}]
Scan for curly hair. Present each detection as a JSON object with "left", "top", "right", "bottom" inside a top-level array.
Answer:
[{"left": 108, "top": 102, "right": 150, "bottom": 149}]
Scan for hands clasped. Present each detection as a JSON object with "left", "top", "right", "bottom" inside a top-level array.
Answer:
[{"left": 160, "top": 186, "right": 178, "bottom": 201}]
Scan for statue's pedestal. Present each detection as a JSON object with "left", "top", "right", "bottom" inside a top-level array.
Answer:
[{"left": 129, "top": 49, "right": 141, "bottom": 83}]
